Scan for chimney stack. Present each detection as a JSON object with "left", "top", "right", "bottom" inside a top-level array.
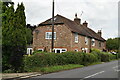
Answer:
[
  {"left": 97, "top": 30, "right": 102, "bottom": 37},
  {"left": 83, "top": 21, "right": 88, "bottom": 27},
  {"left": 74, "top": 13, "right": 81, "bottom": 25}
]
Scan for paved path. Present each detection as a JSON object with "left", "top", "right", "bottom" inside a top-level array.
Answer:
[{"left": 24, "top": 60, "right": 119, "bottom": 80}]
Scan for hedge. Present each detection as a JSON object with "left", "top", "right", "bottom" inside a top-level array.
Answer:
[
  {"left": 23, "top": 49, "right": 117, "bottom": 72},
  {"left": 91, "top": 49, "right": 117, "bottom": 62}
]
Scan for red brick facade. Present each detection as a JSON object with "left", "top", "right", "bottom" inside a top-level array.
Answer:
[{"left": 33, "top": 14, "right": 106, "bottom": 53}]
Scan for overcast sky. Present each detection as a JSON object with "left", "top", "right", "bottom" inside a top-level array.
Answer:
[{"left": 12, "top": 0, "right": 119, "bottom": 40}]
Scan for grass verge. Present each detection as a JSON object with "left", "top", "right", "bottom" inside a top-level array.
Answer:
[{"left": 30, "top": 64, "right": 84, "bottom": 73}]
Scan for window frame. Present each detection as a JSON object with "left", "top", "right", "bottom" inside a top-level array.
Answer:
[
  {"left": 99, "top": 41, "right": 101, "bottom": 47},
  {"left": 45, "top": 32, "right": 56, "bottom": 39},
  {"left": 27, "top": 48, "right": 33, "bottom": 55},
  {"left": 38, "top": 49, "right": 44, "bottom": 52},
  {"left": 91, "top": 38, "right": 95, "bottom": 46},
  {"left": 85, "top": 37, "right": 88, "bottom": 45},
  {"left": 54, "top": 48, "right": 67, "bottom": 53},
  {"left": 74, "top": 49, "right": 78, "bottom": 52},
  {"left": 74, "top": 33, "right": 78, "bottom": 43}
]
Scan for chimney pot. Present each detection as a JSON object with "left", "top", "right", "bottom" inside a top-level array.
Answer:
[
  {"left": 83, "top": 21, "right": 88, "bottom": 27},
  {"left": 74, "top": 13, "right": 81, "bottom": 25},
  {"left": 97, "top": 30, "right": 102, "bottom": 37}
]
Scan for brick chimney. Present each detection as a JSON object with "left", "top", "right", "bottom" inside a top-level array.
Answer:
[
  {"left": 97, "top": 30, "right": 102, "bottom": 37},
  {"left": 74, "top": 13, "right": 81, "bottom": 25},
  {"left": 83, "top": 21, "right": 88, "bottom": 27}
]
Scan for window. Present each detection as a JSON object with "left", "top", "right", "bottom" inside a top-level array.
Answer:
[
  {"left": 38, "top": 49, "right": 44, "bottom": 52},
  {"left": 81, "top": 48, "right": 88, "bottom": 53},
  {"left": 75, "top": 33, "right": 78, "bottom": 43},
  {"left": 85, "top": 48, "right": 88, "bottom": 53},
  {"left": 27, "top": 48, "right": 33, "bottom": 55},
  {"left": 54, "top": 48, "right": 67, "bottom": 53},
  {"left": 56, "top": 50, "right": 61, "bottom": 53},
  {"left": 85, "top": 37, "right": 88, "bottom": 45},
  {"left": 45, "top": 32, "right": 56, "bottom": 39},
  {"left": 99, "top": 41, "right": 101, "bottom": 47},
  {"left": 75, "top": 49, "right": 78, "bottom": 52},
  {"left": 91, "top": 39, "right": 95, "bottom": 46}
]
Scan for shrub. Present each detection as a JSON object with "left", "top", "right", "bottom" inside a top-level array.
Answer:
[
  {"left": 23, "top": 49, "right": 117, "bottom": 72},
  {"left": 82, "top": 53, "right": 98, "bottom": 65},
  {"left": 91, "top": 48, "right": 117, "bottom": 62},
  {"left": 32, "top": 50, "right": 47, "bottom": 55},
  {"left": 23, "top": 51, "right": 99, "bottom": 72}
]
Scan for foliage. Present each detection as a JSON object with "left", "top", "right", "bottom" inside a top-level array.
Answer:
[
  {"left": 32, "top": 50, "right": 47, "bottom": 55},
  {"left": 2, "top": 1, "right": 31, "bottom": 72},
  {"left": 91, "top": 48, "right": 117, "bottom": 62},
  {"left": 40, "top": 64, "right": 84, "bottom": 73},
  {"left": 23, "top": 51, "right": 102, "bottom": 72},
  {"left": 82, "top": 53, "right": 98, "bottom": 65},
  {"left": 106, "top": 38, "right": 119, "bottom": 52},
  {"left": 23, "top": 64, "right": 84, "bottom": 73}
]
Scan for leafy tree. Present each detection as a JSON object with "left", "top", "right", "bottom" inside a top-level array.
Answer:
[
  {"left": 106, "top": 38, "right": 119, "bottom": 52},
  {"left": 2, "top": 1, "right": 32, "bottom": 72}
]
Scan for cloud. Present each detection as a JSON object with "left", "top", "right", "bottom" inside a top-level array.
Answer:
[{"left": 12, "top": 0, "right": 119, "bottom": 39}]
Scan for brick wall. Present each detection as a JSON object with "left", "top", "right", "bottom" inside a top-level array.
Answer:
[
  {"left": 33, "top": 24, "right": 106, "bottom": 53},
  {"left": 33, "top": 24, "right": 72, "bottom": 52}
]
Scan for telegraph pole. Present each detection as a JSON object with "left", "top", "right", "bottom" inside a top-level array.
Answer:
[{"left": 51, "top": 0, "right": 54, "bottom": 52}]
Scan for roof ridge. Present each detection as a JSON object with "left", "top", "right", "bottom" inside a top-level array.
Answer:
[
  {"left": 38, "top": 14, "right": 105, "bottom": 41},
  {"left": 56, "top": 14, "right": 74, "bottom": 22}
]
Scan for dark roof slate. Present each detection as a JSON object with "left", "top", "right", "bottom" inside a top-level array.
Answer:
[{"left": 39, "top": 14, "right": 106, "bottom": 41}]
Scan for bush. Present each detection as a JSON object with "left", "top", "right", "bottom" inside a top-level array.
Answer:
[
  {"left": 3, "top": 69, "right": 15, "bottom": 73},
  {"left": 23, "top": 49, "right": 118, "bottom": 72},
  {"left": 82, "top": 53, "right": 98, "bottom": 65},
  {"left": 23, "top": 51, "right": 99, "bottom": 72},
  {"left": 32, "top": 50, "right": 47, "bottom": 55},
  {"left": 91, "top": 48, "right": 117, "bottom": 62}
]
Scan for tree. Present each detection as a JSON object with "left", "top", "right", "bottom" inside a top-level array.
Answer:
[
  {"left": 2, "top": 1, "right": 15, "bottom": 71},
  {"left": 106, "top": 38, "right": 119, "bottom": 52},
  {"left": 2, "top": 1, "right": 31, "bottom": 72}
]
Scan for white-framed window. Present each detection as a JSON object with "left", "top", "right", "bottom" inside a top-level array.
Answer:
[
  {"left": 91, "top": 38, "right": 95, "bottom": 46},
  {"left": 38, "top": 49, "right": 44, "bottom": 52},
  {"left": 85, "top": 48, "right": 88, "bottom": 53},
  {"left": 85, "top": 37, "right": 88, "bottom": 45},
  {"left": 74, "top": 33, "right": 78, "bottom": 43},
  {"left": 27, "top": 48, "right": 33, "bottom": 55},
  {"left": 74, "top": 49, "right": 78, "bottom": 52},
  {"left": 45, "top": 32, "right": 56, "bottom": 39},
  {"left": 54, "top": 48, "right": 67, "bottom": 53},
  {"left": 81, "top": 48, "right": 88, "bottom": 53}
]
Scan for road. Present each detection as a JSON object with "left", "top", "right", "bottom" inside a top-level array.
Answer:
[{"left": 24, "top": 60, "right": 119, "bottom": 80}]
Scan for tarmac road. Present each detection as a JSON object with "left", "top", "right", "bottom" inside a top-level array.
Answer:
[{"left": 24, "top": 60, "right": 120, "bottom": 80}]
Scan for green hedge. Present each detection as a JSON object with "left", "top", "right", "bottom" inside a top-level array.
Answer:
[
  {"left": 23, "top": 52, "right": 96, "bottom": 72},
  {"left": 23, "top": 49, "right": 117, "bottom": 72},
  {"left": 91, "top": 49, "right": 117, "bottom": 62}
]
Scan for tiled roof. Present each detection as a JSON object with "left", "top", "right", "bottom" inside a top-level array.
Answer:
[{"left": 39, "top": 14, "right": 106, "bottom": 41}]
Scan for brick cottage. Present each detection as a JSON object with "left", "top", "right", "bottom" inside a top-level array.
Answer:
[{"left": 32, "top": 14, "right": 106, "bottom": 53}]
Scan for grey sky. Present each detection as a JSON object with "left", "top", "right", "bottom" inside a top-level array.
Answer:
[{"left": 12, "top": 0, "right": 119, "bottom": 40}]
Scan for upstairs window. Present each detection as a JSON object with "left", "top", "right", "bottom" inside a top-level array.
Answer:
[
  {"left": 99, "top": 41, "right": 101, "bottom": 47},
  {"left": 74, "top": 33, "right": 78, "bottom": 43},
  {"left": 45, "top": 32, "right": 56, "bottom": 39},
  {"left": 91, "top": 39, "right": 95, "bottom": 46},
  {"left": 85, "top": 37, "right": 88, "bottom": 45}
]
